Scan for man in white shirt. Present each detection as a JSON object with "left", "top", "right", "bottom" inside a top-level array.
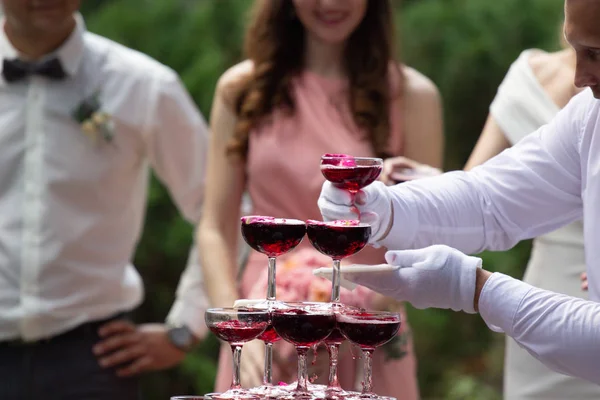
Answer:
[
  {"left": 0, "top": 1, "right": 209, "bottom": 399},
  {"left": 318, "top": 0, "right": 600, "bottom": 387}
]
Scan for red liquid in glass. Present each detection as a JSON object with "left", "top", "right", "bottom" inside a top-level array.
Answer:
[
  {"left": 258, "top": 324, "right": 281, "bottom": 344},
  {"left": 241, "top": 222, "right": 306, "bottom": 257},
  {"left": 337, "top": 316, "right": 400, "bottom": 349},
  {"left": 209, "top": 320, "right": 268, "bottom": 344},
  {"left": 306, "top": 223, "right": 371, "bottom": 260},
  {"left": 323, "top": 327, "right": 345, "bottom": 344},
  {"left": 272, "top": 309, "right": 335, "bottom": 347},
  {"left": 321, "top": 164, "right": 382, "bottom": 192}
]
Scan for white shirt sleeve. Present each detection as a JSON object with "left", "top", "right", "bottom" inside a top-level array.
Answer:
[
  {"left": 144, "top": 69, "right": 209, "bottom": 224},
  {"left": 379, "top": 90, "right": 592, "bottom": 254},
  {"left": 166, "top": 244, "right": 209, "bottom": 339},
  {"left": 143, "top": 70, "right": 209, "bottom": 335},
  {"left": 479, "top": 273, "right": 600, "bottom": 384},
  {"left": 165, "top": 195, "right": 254, "bottom": 338}
]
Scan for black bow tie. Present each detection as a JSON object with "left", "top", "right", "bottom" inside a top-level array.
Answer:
[{"left": 2, "top": 57, "right": 67, "bottom": 83}]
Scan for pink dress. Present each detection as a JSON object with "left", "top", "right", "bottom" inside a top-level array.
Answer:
[{"left": 215, "top": 70, "right": 419, "bottom": 400}]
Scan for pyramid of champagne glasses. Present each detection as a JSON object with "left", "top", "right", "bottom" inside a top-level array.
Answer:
[{"left": 199, "top": 154, "right": 399, "bottom": 400}]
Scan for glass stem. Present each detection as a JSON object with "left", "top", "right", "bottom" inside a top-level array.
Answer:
[
  {"left": 331, "top": 259, "right": 341, "bottom": 303},
  {"left": 327, "top": 343, "right": 341, "bottom": 389},
  {"left": 362, "top": 349, "right": 374, "bottom": 394},
  {"left": 296, "top": 347, "right": 310, "bottom": 393},
  {"left": 267, "top": 257, "right": 277, "bottom": 301},
  {"left": 231, "top": 345, "right": 243, "bottom": 389},
  {"left": 263, "top": 342, "right": 273, "bottom": 386}
]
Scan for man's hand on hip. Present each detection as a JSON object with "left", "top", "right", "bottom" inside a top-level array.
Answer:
[{"left": 93, "top": 321, "right": 186, "bottom": 377}]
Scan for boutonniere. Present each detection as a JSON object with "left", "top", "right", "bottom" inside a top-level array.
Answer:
[{"left": 72, "top": 91, "right": 114, "bottom": 144}]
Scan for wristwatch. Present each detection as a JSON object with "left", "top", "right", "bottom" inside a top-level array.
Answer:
[{"left": 167, "top": 325, "right": 199, "bottom": 352}]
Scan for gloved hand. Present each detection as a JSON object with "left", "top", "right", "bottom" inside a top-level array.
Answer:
[
  {"left": 342, "top": 245, "right": 482, "bottom": 313},
  {"left": 317, "top": 180, "right": 393, "bottom": 244}
]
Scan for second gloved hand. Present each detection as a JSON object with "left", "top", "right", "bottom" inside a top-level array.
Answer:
[
  {"left": 342, "top": 245, "right": 482, "bottom": 313},
  {"left": 318, "top": 180, "right": 393, "bottom": 244}
]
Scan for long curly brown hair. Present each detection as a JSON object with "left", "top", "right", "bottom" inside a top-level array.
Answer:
[{"left": 227, "top": 0, "right": 399, "bottom": 160}]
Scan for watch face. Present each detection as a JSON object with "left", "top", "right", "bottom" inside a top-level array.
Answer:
[{"left": 169, "top": 326, "right": 193, "bottom": 351}]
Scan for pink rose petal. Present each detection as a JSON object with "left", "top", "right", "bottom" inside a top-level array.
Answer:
[{"left": 322, "top": 153, "right": 357, "bottom": 167}]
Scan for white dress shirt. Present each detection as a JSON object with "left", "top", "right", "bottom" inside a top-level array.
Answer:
[
  {"left": 0, "top": 15, "right": 208, "bottom": 341},
  {"left": 490, "top": 50, "right": 596, "bottom": 399},
  {"left": 379, "top": 89, "right": 600, "bottom": 383}
]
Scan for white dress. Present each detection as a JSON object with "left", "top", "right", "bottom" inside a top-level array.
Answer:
[{"left": 490, "top": 50, "right": 598, "bottom": 399}]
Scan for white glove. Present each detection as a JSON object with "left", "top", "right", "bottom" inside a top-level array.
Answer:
[
  {"left": 317, "top": 180, "right": 393, "bottom": 244},
  {"left": 341, "top": 245, "right": 482, "bottom": 313}
]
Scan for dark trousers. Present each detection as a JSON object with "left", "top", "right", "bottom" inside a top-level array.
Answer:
[{"left": 0, "top": 315, "right": 140, "bottom": 400}]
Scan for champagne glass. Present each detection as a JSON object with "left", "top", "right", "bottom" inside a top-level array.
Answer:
[
  {"left": 240, "top": 216, "right": 306, "bottom": 395},
  {"left": 322, "top": 304, "right": 365, "bottom": 399},
  {"left": 272, "top": 302, "right": 336, "bottom": 400},
  {"left": 337, "top": 310, "right": 401, "bottom": 400},
  {"left": 240, "top": 216, "right": 306, "bottom": 303},
  {"left": 306, "top": 219, "right": 371, "bottom": 398},
  {"left": 320, "top": 154, "right": 383, "bottom": 194},
  {"left": 205, "top": 308, "right": 269, "bottom": 400},
  {"left": 306, "top": 220, "right": 371, "bottom": 304},
  {"left": 233, "top": 299, "right": 289, "bottom": 398}
]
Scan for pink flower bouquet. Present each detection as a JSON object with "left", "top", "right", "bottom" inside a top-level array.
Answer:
[{"left": 248, "top": 247, "right": 373, "bottom": 308}]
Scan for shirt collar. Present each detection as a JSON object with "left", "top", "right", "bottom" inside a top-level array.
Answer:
[{"left": 0, "top": 12, "right": 86, "bottom": 77}]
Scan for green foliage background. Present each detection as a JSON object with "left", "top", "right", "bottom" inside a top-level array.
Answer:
[{"left": 80, "top": 0, "right": 565, "bottom": 398}]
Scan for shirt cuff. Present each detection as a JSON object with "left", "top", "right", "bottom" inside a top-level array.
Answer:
[
  {"left": 166, "top": 297, "right": 208, "bottom": 340},
  {"left": 378, "top": 186, "right": 419, "bottom": 250},
  {"left": 478, "top": 272, "right": 533, "bottom": 335}
]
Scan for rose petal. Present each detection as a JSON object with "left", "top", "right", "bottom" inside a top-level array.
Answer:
[{"left": 322, "top": 153, "right": 357, "bottom": 167}]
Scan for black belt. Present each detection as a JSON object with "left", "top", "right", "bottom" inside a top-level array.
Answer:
[{"left": 0, "top": 312, "right": 129, "bottom": 347}]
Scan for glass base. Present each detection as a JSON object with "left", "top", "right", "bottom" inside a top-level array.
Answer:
[
  {"left": 309, "top": 383, "right": 328, "bottom": 398},
  {"left": 206, "top": 390, "right": 261, "bottom": 400},
  {"left": 344, "top": 395, "right": 396, "bottom": 400},
  {"left": 171, "top": 396, "right": 209, "bottom": 400},
  {"left": 276, "top": 392, "right": 315, "bottom": 400},
  {"left": 324, "top": 386, "right": 362, "bottom": 399},
  {"left": 247, "top": 384, "right": 291, "bottom": 398},
  {"left": 272, "top": 382, "right": 331, "bottom": 400}
]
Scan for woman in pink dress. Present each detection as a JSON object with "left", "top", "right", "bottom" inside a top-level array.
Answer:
[{"left": 198, "top": 1, "right": 443, "bottom": 398}]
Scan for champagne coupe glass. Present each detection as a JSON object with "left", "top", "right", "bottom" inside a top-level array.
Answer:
[
  {"left": 205, "top": 308, "right": 269, "bottom": 400},
  {"left": 272, "top": 302, "right": 336, "bottom": 400},
  {"left": 306, "top": 220, "right": 371, "bottom": 304},
  {"left": 233, "top": 299, "right": 289, "bottom": 398},
  {"left": 306, "top": 219, "right": 371, "bottom": 398},
  {"left": 240, "top": 216, "right": 306, "bottom": 303},
  {"left": 337, "top": 310, "right": 401, "bottom": 400},
  {"left": 322, "top": 303, "right": 364, "bottom": 399},
  {"left": 240, "top": 216, "right": 306, "bottom": 396},
  {"left": 320, "top": 154, "right": 383, "bottom": 194}
]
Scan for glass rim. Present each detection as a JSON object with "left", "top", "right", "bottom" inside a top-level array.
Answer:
[
  {"left": 233, "top": 299, "right": 288, "bottom": 310},
  {"left": 206, "top": 307, "right": 270, "bottom": 315},
  {"left": 306, "top": 219, "right": 371, "bottom": 229},
  {"left": 273, "top": 301, "right": 334, "bottom": 313},
  {"left": 337, "top": 310, "right": 401, "bottom": 323},
  {"left": 320, "top": 155, "right": 383, "bottom": 163},
  {"left": 240, "top": 215, "right": 306, "bottom": 226}
]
